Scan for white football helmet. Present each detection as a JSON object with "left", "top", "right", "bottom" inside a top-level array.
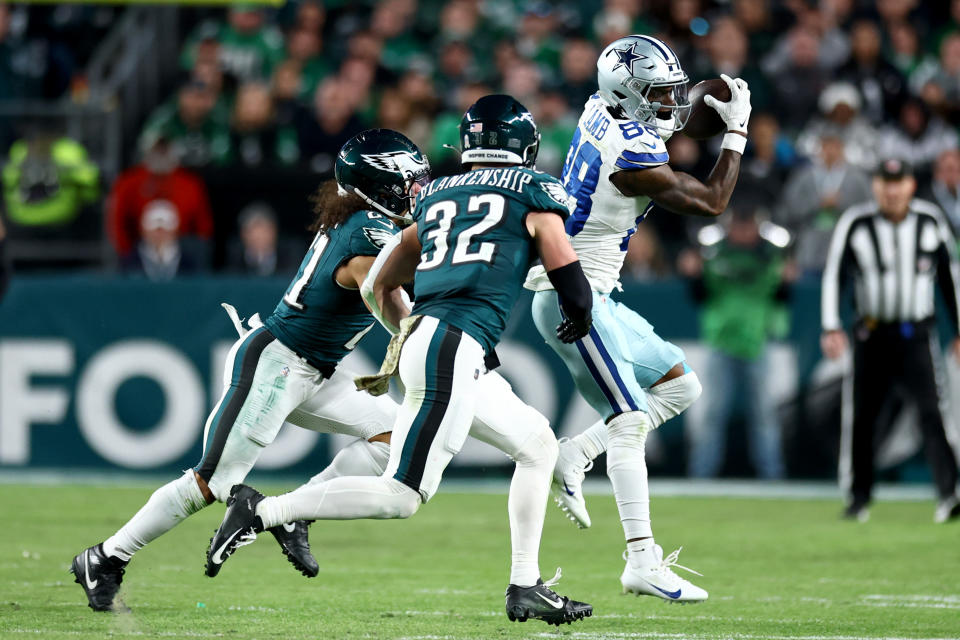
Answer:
[{"left": 597, "top": 34, "right": 690, "bottom": 139}]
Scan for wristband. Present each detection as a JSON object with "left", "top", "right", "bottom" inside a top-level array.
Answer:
[{"left": 721, "top": 131, "right": 747, "bottom": 154}]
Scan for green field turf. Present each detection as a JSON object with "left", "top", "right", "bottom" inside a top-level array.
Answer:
[{"left": 1, "top": 484, "right": 958, "bottom": 640}]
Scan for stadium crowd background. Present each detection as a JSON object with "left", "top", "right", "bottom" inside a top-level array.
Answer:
[{"left": 2, "top": 0, "right": 960, "bottom": 280}]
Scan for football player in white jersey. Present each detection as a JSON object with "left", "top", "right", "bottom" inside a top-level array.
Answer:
[{"left": 525, "top": 34, "right": 752, "bottom": 602}]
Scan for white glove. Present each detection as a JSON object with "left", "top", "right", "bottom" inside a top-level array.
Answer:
[{"left": 703, "top": 73, "right": 752, "bottom": 134}]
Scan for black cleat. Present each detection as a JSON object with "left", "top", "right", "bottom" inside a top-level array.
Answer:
[
  {"left": 842, "top": 499, "right": 870, "bottom": 523},
  {"left": 268, "top": 520, "right": 319, "bottom": 577},
  {"left": 505, "top": 573, "right": 593, "bottom": 626},
  {"left": 205, "top": 484, "right": 265, "bottom": 577},
  {"left": 70, "top": 544, "right": 128, "bottom": 612}
]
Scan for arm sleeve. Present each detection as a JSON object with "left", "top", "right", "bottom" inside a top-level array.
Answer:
[
  {"left": 547, "top": 260, "right": 593, "bottom": 326},
  {"left": 933, "top": 213, "right": 960, "bottom": 337},
  {"left": 821, "top": 208, "right": 859, "bottom": 331}
]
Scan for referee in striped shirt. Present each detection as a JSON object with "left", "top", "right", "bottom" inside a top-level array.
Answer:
[{"left": 821, "top": 158, "right": 960, "bottom": 524}]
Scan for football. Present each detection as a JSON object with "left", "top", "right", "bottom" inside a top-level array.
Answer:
[{"left": 682, "top": 78, "right": 732, "bottom": 140}]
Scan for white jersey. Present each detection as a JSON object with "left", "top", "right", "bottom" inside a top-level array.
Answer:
[{"left": 525, "top": 93, "right": 667, "bottom": 294}]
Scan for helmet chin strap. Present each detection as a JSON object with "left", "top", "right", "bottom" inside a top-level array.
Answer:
[{"left": 655, "top": 115, "right": 677, "bottom": 141}]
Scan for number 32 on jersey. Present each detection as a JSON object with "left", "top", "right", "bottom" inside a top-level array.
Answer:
[{"left": 418, "top": 194, "right": 505, "bottom": 270}]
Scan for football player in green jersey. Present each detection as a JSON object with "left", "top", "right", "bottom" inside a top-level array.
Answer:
[
  {"left": 70, "top": 131, "right": 429, "bottom": 612},
  {"left": 207, "top": 97, "right": 595, "bottom": 626}
]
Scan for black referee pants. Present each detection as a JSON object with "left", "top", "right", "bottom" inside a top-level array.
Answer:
[{"left": 846, "top": 321, "right": 959, "bottom": 504}]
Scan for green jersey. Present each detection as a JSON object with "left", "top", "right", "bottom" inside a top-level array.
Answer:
[
  {"left": 412, "top": 166, "right": 572, "bottom": 353},
  {"left": 700, "top": 239, "right": 788, "bottom": 360},
  {"left": 264, "top": 210, "right": 399, "bottom": 371}
]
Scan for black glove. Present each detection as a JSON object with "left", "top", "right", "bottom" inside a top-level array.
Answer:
[
  {"left": 556, "top": 314, "right": 591, "bottom": 343},
  {"left": 547, "top": 261, "right": 593, "bottom": 344}
]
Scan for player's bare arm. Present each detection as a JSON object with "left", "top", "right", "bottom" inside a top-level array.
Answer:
[
  {"left": 335, "top": 255, "right": 377, "bottom": 289},
  {"left": 373, "top": 223, "right": 422, "bottom": 329},
  {"left": 611, "top": 73, "right": 751, "bottom": 218},
  {"left": 609, "top": 153, "right": 741, "bottom": 217}
]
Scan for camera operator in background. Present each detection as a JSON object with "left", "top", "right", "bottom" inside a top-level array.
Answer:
[{"left": 680, "top": 204, "right": 793, "bottom": 479}]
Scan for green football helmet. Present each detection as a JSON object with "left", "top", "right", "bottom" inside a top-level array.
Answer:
[
  {"left": 460, "top": 94, "right": 540, "bottom": 167},
  {"left": 335, "top": 129, "right": 431, "bottom": 221}
]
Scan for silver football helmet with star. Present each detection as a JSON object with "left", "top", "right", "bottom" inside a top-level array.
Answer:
[{"left": 597, "top": 34, "right": 690, "bottom": 139}]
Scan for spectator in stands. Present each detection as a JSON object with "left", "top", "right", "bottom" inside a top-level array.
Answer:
[
  {"left": 226, "top": 202, "right": 298, "bottom": 277},
  {"left": 396, "top": 69, "right": 439, "bottom": 122},
  {"left": 140, "top": 78, "right": 231, "bottom": 168},
  {"left": 296, "top": 78, "right": 364, "bottom": 173},
  {"left": 338, "top": 57, "right": 378, "bottom": 125},
  {"left": 435, "top": 39, "right": 477, "bottom": 101},
  {"left": 931, "top": 0, "right": 960, "bottom": 55},
  {"left": 371, "top": 0, "right": 421, "bottom": 75},
  {"left": 836, "top": 19, "right": 907, "bottom": 124},
  {"left": 285, "top": 26, "right": 330, "bottom": 101},
  {"left": 693, "top": 16, "right": 771, "bottom": 111},
  {"left": 516, "top": 3, "right": 563, "bottom": 71},
  {"left": 741, "top": 112, "right": 797, "bottom": 207},
  {"left": 922, "top": 148, "right": 960, "bottom": 234},
  {"left": 623, "top": 224, "right": 671, "bottom": 281},
  {"left": 229, "top": 82, "right": 299, "bottom": 167},
  {"left": 107, "top": 137, "right": 213, "bottom": 261},
  {"left": 376, "top": 88, "right": 416, "bottom": 141},
  {"left": 681, "top": 205, "right": 791, "bottom": 479},
  {"left": 271, "top": 60, "right": 302, "bottom": 127},
  {"left": 181, "top": 6, "right": 284, "bottom": 82},
  {"left": 121, "top": 200, "right": 204, "bottom": 281},
  {"left": 733, "top": 0, "right": 777, "bottom": 58},
  {"left": 292, "top": 0, "right": 324, "bottom": 35},
  {"left": 877, "top": 97, "right": 959, "bottom": 177},
  {"left": 437, "top": 0, "right": 491, "bottom": 59},
  {"left": 764, "top": 26, "right": 831, "bottom": 133},
  {"left": 345, "top": 30, "right": 395, "bottom": 88},
  {"left": 796, "top": 82, "right": 877, "bottom": 170},
  {"left": 780, "top": 128, "right": 871, "bottom": 275},
  {"left": 912, "top": 32, "right": 960, "bottom": 124},
  {"left": 888, "top": 20, "right": 930, "bottom": 80},
  {"left": 0, "top": 217, "right": 9, "bottom": 302},
  {"left": 559, "top": 38, "right": 597, "bottom": 111},
  {"left": 502, "top": 58, "right": 542, "bottom": 111},
  {"left": 533, "top": 88, "right": 576, "bottom": 177},
  {"left": 1, "top": 132, "right": 99, "bottom": 229},
  {"left": 593, "top": 7, "right": 632, "bottom": 49},
  {"left": 427, "top": 82, "right": 491, "bottom": 174}
]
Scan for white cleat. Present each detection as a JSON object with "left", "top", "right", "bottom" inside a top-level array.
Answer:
[
  {"left": 551, "top": 438, "right": 592, "bottom": 529},
  {"left": 620, "top": 545, "right": 708, "bottom": 603},
  {"left": 934, "top": 495, "right": 960, "bottom": 524}
]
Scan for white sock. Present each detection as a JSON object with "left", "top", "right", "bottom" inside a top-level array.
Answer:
[
  {"left": 570, "top": 420, "right": 607, "bottom": 461},
  {"left": 508, "top": 424, "right": 557, "bottom": 586},
  {"left": 645, "top": 371, "right": 702, "bottom": 428},
  {"left": 606, "top": 411, "right": 653, "bottom": 541},
  {"left": 102, "top": 470, "right": 208, "bottom": 561},
  {"left": 626, "top": 538, "right": 657, "bottom": 567},
  {"left": 256, "top": 475, "right": 420, "bottom": 527},
  {"left": 308, "top": 439, "right": 390, "bottom": 484}
]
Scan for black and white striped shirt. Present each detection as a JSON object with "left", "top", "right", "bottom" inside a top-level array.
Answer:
[{"left": 821, "top": 198, "right": 960, "bottom": 334}]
